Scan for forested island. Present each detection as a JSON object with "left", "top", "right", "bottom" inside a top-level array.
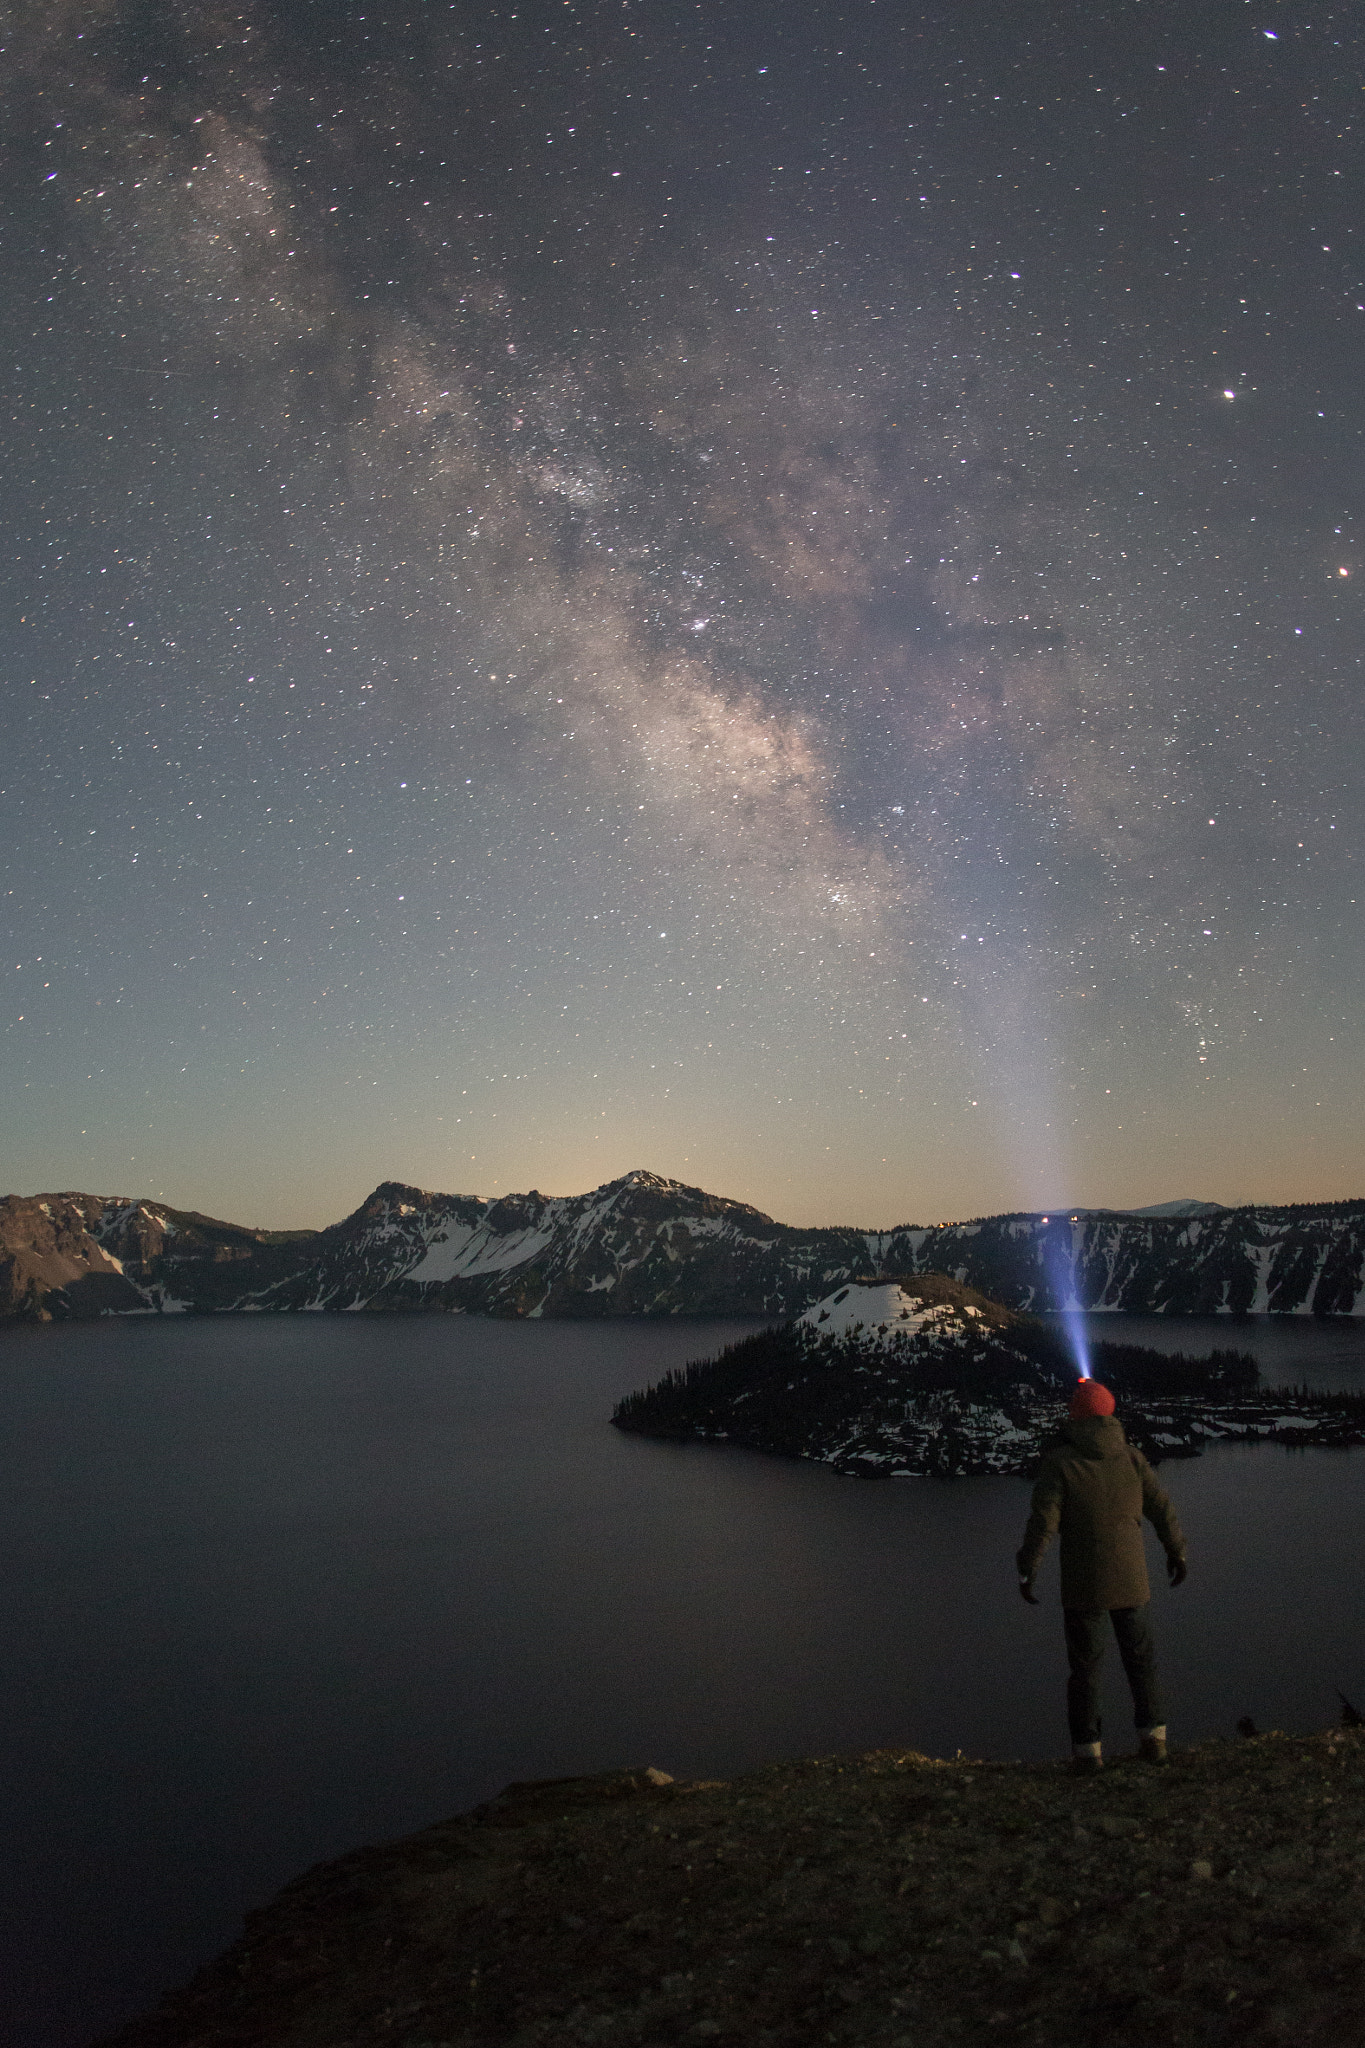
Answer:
[{"left": 612, "top": 1276, "right": 1365, "bottom": 1477}]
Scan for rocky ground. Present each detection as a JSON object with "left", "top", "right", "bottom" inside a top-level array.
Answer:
[{"left": 99, "top": 1726, "right": 1365, "bottom": 2048}]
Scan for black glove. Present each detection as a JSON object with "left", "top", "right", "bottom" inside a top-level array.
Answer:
[
  {"left": 1168, "top": 1555, "right": 1188, "bottom": 1587},
  {"left": 1019, "top": 1578, "right": 1040, "bottom": 1606}
]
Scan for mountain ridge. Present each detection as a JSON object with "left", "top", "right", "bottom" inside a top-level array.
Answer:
[{"left": 2, "top": 1170, "right": 1363, "bottom": 1322}]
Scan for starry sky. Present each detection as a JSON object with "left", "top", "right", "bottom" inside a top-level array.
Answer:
[{"left": 2, "top": 0, "right": 1361, "bottom": 1229}]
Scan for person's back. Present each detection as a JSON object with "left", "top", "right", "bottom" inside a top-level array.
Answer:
[{"left": 1017, "top": 1380, "right": 1187, "bottom": 1771}]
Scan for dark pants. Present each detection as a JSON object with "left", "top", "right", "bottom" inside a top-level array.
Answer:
[{"left": 1063, "top": 1604, "right": 1164, "bottom": 1746}]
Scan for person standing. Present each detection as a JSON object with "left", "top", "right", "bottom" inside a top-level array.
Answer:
[{"left": 1016, "top": 1378, "right": 1187, "bottom": 1772}]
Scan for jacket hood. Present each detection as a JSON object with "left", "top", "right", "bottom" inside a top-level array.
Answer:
[{"left": 1064, "top": 1414, "right": 1128, "bottom": 1460}]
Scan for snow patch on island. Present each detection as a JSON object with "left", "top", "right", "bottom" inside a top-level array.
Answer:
[{"left": 798, "top": 1280, "right": 966, "bottom": 1343}]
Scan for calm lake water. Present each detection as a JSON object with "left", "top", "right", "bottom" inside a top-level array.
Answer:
[{"left": 3, "top": 1311, "right": 1365, "bottom": 2048}]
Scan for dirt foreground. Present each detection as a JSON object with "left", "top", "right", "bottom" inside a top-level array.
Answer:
[{"left": 99, "top": 1728, "right": 1365, "bottom": 2048}]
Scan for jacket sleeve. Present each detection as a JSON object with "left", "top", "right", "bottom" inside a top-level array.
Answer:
[
  {"left": 1016, "top": 1456, "right": 1065, "bottom": 1582},
  {"left": 1135, "top": 1452, "right": 1186, "bottom": 1561}
]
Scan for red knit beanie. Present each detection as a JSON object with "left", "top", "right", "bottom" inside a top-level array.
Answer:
[{"left": 1070, "top": 1379, "right": 1116, "bottom": 1420}]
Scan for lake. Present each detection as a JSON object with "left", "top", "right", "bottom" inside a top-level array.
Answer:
[{"left": 3, "top": 1311, "right": 1365, "bottom": 2047}]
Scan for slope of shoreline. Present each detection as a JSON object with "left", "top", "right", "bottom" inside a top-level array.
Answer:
[{"left": 98, "top": 1727, "right": 1365, "bottom": 2048}]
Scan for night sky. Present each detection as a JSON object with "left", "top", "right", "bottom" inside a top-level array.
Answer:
[{"left": 2, "top": 0, "right": 1361, "bottom": 1229}]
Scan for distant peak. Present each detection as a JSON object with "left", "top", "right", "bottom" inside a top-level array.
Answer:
[
  {"left": 1126, "top": 1199, "right": 1225, "bottom": 1219},
  {"left": 593, "top": 1168, "right": 683, "bottom": 1198},
  {"left": 366, "top": 1180, "right": 436, "bottom": 1205}
]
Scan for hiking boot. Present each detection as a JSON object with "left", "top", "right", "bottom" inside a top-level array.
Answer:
[
  {"left": 1069, "top": 1745, "right": 1103, "bottom": 1776},
  {"left": 1138, "top": 1732, "right": 1168, "bottom": 1767}
]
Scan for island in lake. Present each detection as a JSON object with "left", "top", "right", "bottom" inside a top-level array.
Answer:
[{"left": 612, "top": 1275, "right": 1365, "bottom": 1476}]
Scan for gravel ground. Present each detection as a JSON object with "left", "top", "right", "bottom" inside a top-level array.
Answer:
[{"left": 98, "top": 1728, "right": 1365, "bottom": 2048}]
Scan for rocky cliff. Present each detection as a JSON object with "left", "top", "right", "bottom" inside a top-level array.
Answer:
[
  {"left": 98, "top": 1727, "right": 1365, "bottom": 2048},
  {"left": 2, "top": 1173, "right": 1363, "bottom": 1322}
]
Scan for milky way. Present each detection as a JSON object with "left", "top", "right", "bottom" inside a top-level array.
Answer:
[{"left": 2, "top": 2, "right": 1361, "bottom": 1224}]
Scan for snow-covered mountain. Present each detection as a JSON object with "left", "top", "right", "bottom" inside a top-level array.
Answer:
[
  {"left": 1, "top": 1171, "right": 1363, "bottom": 1321},
  {"left": 888, "top": 1202, "right": 1365, "bottom": 1316}
]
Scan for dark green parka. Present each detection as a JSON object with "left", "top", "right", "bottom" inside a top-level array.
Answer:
[{"left": 1016, "top": 1414, "right": 1186, "bottom": 1609}]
